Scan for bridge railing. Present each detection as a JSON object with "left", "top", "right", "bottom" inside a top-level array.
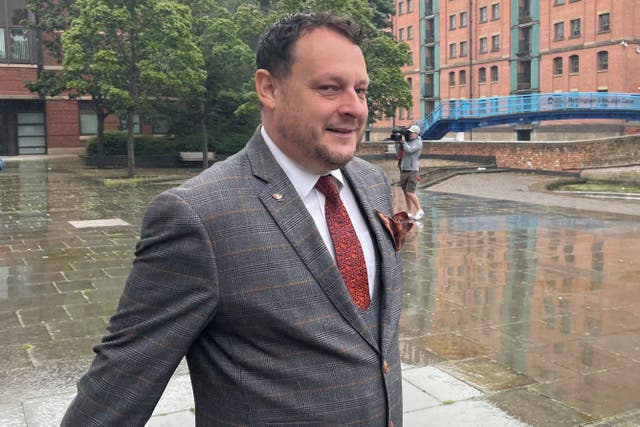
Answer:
[{"left": 421, "top": 92, "right": 640, "bottom": 134}]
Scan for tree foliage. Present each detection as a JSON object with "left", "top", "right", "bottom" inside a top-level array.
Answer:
[{"left": 62, "top": 0, "right": 206, "bottom": 176}]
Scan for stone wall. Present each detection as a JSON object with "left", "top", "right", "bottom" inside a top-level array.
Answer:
[{"left": 357, "top": 134, "right": 640, "bottom": 172}]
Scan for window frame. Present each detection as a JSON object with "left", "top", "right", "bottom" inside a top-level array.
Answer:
[
  {"left": 597, "top": 51, "right": 608, "bottom": 71},
  {"left": 490, "top": 65, "right": 499, "bottom": 82},
  {"left": 553, "top": 57, "right": 563, "bottom": 75},
  {"left": 448, "top": 71, "right": 456, "bottom": 87},
  {"left": 479, "top": 37, "right": 488, "bottom": 54},
  {"left": 459, "top": 70, "right": 467, "bottom": 86},
  {"left": 570, "top": 18, "right": 581, "bottom": 38},
  {"left": 459, "top": 11, "right": 468, "bottom": 28},
  {"left": 598, "top": 13, "right": 610, "bottom": 33},
  {"left": 491, "top": 34, "right": 500, "bottom": 52},
  {"left": 449, "top": 43, "right": 457, "bottom": 58},
  {"left": 569, "top": 55, "right": 579, "bottom": 73},
  {"left": 554, "top": 22, "right": 564, "bottom": 41},
  {"left": 491, "top": 3, "right": 500, "bottom": 20},
  {"left": 478, "top": 67, "right": 487, "bottom": 83},
  {"left": 479, "top": 6, "right": 488, "bottom": 23}
]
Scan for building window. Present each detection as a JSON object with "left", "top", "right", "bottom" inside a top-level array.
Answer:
[
  {"left": 407, "top": 107, "right": 413, "bottom": 119},
  {"left": 120, "top": 114, "right": 141, "bottom": 134},
  {"left": 79, "top": 102, "right": 98, "bottom": 135},
  {"left": 598, "top": 13, "right": 610, "bottom": 33},
  {"left": 479, "top": 67, "right": 486, "bottom": 83},
  {"left": 597, "top": 51, "right": 608, "bottom": 71},
  {"left": 0, "top": 0, "right": 32, "bottom": 63},
  {"left": 479, "top": 6, "right": 488, "bottom": 23},
  {"left": 460, "top": 41, "right": 467, "bottom": 57},
  {"left": 398, "top": 28, "right": 404, "bottom": 41},
  {"left": 460, "top": 11, "right": 468, "bottom": 28},
  {"left": 449, "top": 14, "right": 456, "bottom": 30},
  {"left": 399, "top": 108, "right": 405, "bottom": 119},
  {"left": 554, "top": 22, "right": 564, "bottom": 41},
  {"left": 407, "top": 25, "right": 413, "bottom": 40},
  {"left": 570, "top": 19, "right": 581, "bottom": 38},
  {"left": 569, "top": 55, "right": 579, "bottom": 73},
  {"left": 449, "top": 71, "right": 456, "bottom": 86},
  {"left": 459, "top": 70, "right": 466, "bottom": 85},
  {"left": 554, "top": 0, "right": 565, "bottom": 5},
  {"left": 407, "top": 0, "right": 413, "bottom": 13},
  {"left": 449, "top": 43, "right": 457, "bottom": 58},
  {"left": 491, "top": 34, "right": 500, "bottom": 51},
  {"left": 407, "top": 77, "right": 413, "bottom": 89},
  {"left": 17, "top": 112, "right": 46, "bottom": 154},
  {"left": 553, "top": 57, "right": 563, "bottom": 75},
  {"left": 407, "top": 50, "right": 413, "bottom": 65},
  {"left": 398, "top": 1, "right": 404, "bottom": 15},
  {"left": 479, "top": 37, "right": 488, "bottom": 53},
  {"left": 490, "top": 65, "right": 499, "bottom": 82},
  {"left": 491, "top": 3, "right": 500, "bottom": 20}
]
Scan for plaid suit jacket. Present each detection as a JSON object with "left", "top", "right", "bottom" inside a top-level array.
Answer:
[{"left": 62, "top": 129, "right": 404, "bottom": 426}]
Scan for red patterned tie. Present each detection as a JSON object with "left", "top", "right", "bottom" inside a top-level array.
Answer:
[{"left": 315, "top": 175, "right": 370, "bottom": 310}]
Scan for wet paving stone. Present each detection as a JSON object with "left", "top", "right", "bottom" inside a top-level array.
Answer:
[
  {"left": 0, "top": 292, "right": 87, "bottom": 312},
  {"left": 64, "top": 302, "right": 122, "bottom": 320},
  {"left": 0, "top": 344, "right": 33, "bottom": 370},
  {"left": 441, "top": 357, "right": 536, "bottom": 392},
  {"left": 0, "top": 324, "right": 52, "bottom": 346},
  {"left": 487, "top": 388, "right": 595, "bottom": 427},
  {"left": 53, "top": 280, "right": 95, "bottom": 293},
  {"left": 27, "top": 337, "right": 99, "bottom": 367},
  {"left": 45, "top": 317, "right": 108, "bottom": 340},
  {"left": 17, "top": 306, "right": 72, "bottom": 326}
]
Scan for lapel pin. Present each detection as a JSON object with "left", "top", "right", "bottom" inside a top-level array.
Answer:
[{"left": 272, "top": 193, "right": 284, "bottom": 202}]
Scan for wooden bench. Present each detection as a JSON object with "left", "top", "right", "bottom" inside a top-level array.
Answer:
[{"left": 179, "top": 152, "right": 215, "bottom": 166}]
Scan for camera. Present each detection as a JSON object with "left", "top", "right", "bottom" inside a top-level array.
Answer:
[{"left": 389, "top": 126, "right": 411, "bottom": 142}]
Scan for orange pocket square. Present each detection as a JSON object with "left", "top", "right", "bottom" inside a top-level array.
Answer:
[{"left": 375, "top": 210, "right": 414, "bottom": 251}]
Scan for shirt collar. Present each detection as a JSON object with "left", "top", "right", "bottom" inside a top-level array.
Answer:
[{"left": 261, "top": 126, "right": 345, "bottom": 199}]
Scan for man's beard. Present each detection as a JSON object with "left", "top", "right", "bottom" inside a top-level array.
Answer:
[{"left": 275, "top": 119, "right": 364, "bottom": 171}]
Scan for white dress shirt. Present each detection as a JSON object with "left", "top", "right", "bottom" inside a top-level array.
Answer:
[{"left": 261, "top": 127, "right": 378, "bottom": 297}]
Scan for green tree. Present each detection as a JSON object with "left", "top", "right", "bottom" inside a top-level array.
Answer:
[
  {"left": 62, "top": 0, "right": 206, "bottom": 176},
  {"left": 181, "top": 0, "right": 257, "bottom": 167}
]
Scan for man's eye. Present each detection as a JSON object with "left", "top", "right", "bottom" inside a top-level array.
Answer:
[
  {"left": 319, "top": 85, "right": 339, "bottom": 92},
  {"left": 356, "top": 88, "right": 368, "bottom": 98}
]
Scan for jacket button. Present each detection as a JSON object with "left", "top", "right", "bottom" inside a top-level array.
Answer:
[{"left": 383, "top": 360, "right": 390, "bottom": 374}]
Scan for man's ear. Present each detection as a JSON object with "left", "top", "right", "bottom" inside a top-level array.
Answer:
[{"left": 255, "top": 69, "right": 277, "bottom": 109}]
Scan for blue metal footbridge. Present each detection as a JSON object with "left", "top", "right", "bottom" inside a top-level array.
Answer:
[{"left": 420, "top": 92, "right": 640, "bottom": 140}]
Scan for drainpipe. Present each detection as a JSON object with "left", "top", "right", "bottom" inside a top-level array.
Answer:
[{"left": 468, "top": 0, "right": 474, "bottom": 141}]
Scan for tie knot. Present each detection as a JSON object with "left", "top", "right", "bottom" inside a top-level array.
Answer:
[{"left": 315, "top": 175, "right": 340, "bottom": 200}]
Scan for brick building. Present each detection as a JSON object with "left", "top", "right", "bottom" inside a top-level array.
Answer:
[
  {"left": 373, "top": 0, "right": 640, "bottom": 141},
  {"left": 0, "top": 0, "right": 160, "bottom": 156}
]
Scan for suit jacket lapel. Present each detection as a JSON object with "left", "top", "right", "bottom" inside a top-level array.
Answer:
[{"left": 246, "top": 131, "right": 379, "bottom": 352}]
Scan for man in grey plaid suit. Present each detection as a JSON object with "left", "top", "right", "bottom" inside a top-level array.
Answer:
[{"left": 62, "top": 12, "right": 403, "bottom": 426}]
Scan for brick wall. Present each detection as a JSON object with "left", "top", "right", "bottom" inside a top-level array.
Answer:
[
  {"left": 0, "top": 68, "right": 38, "bottom": 96},
  {"left": 45, "top": 100, "right": 80, "bottom": 149},
  {"left": 358, "top": 134, "right": 640, "bottom": 172}
]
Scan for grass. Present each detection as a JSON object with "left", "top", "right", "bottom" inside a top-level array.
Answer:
[{"left": 551, "top": 180, "right": 640, "bottom": 194}]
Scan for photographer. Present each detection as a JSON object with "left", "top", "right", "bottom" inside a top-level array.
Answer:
[{"left": 397, "top": 124, "right": 423, "bottom": 220}]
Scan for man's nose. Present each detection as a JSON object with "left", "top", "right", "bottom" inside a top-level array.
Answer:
[{"left": 337, "top": 89, "right": 368, "bottom": 118}]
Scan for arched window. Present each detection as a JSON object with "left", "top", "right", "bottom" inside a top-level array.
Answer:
[
  {"left": 553, "top": 57, "right": 563, "bottom": 75},
  {"left": 597, "top": 51, "right": 608, "bottom": 71}
]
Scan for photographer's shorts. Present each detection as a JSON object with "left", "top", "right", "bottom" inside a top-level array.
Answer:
[{"left": 400, "top": 170, "right": 419, "bottom": 193}]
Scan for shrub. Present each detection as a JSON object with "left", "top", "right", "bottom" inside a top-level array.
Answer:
[{"left": 85, "top": 131, "right": 189, "bottom": 157}]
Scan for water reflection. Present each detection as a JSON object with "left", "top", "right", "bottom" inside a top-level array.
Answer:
[{"left": 400, "top": 191, "right": 640, "bottom": 418}]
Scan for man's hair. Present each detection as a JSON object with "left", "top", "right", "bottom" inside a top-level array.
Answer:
[{"left": 257, "top": 12, "right": 367, "bottom": 80}]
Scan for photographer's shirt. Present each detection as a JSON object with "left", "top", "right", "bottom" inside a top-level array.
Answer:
[{"left": 400, "top": 136, "right": 422, "bottom": 172}]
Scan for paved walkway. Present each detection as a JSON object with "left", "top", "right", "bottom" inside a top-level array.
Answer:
[{"left": 1, "top": 157, "right": 639, "bottom": 426}]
